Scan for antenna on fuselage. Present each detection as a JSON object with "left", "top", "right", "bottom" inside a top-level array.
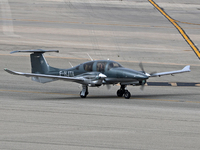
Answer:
[
  {"left": 86, "top": 53, "right": 93, "bottom": 61},
  {"left": 69, "top": 62, "right": 73, "bottom": 68}
]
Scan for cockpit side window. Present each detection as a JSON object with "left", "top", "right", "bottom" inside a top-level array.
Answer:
[{"left": 84, "top": 62, "right": 93, "bottom": 72}]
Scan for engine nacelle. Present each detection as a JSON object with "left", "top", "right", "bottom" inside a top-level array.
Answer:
[
  {"left": 88, "top": 80, "right": 103, "bottom": 87},
  {"left": 82, "top": 72, "right": 107, "bottom": 87},
  {"left": 121, "top": 80, "right": 146, "bottom": 86}
]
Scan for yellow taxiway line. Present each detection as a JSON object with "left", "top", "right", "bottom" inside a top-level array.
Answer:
[{"left": 148, "top": 0, "right": 200, "bottom": 59}]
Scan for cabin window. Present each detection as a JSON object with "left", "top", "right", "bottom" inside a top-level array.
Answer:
[
  {"left": 84, "top": 62, "right": 93, "bottom": 71},
  {"left": 97, "top": 62, "right": 106, "bottom": 72}
]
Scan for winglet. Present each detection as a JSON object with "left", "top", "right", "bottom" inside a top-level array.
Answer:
[{"left": 182, "top": 65, "right": 190, "bottom": 72}]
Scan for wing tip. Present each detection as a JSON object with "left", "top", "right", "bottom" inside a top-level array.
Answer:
[
  {"left": 4, "top": 68, "right": 9, "bottom": 72},
  {"left": 4, "top": 68, "right": 14, "bottom": 75},
  {"left": 4, "top": 68, "right": 13, "bottom": 74},
  {"left": 183, "top": 65, "right": 191, "bottom": 72}
]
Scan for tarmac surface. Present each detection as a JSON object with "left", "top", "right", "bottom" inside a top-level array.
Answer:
[{"left": 0, "top": 0, "right": 200, "bottom": 149}]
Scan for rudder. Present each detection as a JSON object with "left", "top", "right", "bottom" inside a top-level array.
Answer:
[{"left": 30, "top": 52, "right": 49, "bottom": 74}]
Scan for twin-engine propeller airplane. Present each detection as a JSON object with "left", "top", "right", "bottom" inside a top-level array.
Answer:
[{"left": 4, "top": 49, "right": 191, "bottom": 99}]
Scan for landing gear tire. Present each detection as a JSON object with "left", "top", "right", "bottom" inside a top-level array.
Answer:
[
  {"left": 80, "top": 92, "right": 88, "bottom": 98},
  {"left": 124, "top": 90, "right": 131, "bottom": 99},
  {"left": 117, "top": 85, "right": 131, "bottom": 99},
  {"left": 117, "top": 89, "right": 124, "bottom": 97}
]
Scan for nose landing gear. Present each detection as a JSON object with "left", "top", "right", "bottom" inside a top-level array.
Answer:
[{"left": 117, "top": 85, "right": 131, "bottom": 99}]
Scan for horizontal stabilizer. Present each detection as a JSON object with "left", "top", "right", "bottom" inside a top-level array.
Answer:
[{"left": 10, "top": 49, "right": 59, "bottom": 54}]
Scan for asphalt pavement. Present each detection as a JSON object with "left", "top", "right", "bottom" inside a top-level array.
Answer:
[{"left": 0, "top": 0, "right": 200, "bottom": 149}]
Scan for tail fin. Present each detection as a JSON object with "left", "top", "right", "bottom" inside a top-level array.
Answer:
[
  {"left": 30, "top": 52, "right": 50, "bottom": 74},
  {"left": 11, "top": 49, "right": 60, "bottom": 83},
  {"left": 11, "top": 49, "right": 59, "bottom": 74}
]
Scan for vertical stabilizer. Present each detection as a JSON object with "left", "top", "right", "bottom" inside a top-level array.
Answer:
[
  {"left": 30, "top": 52, "right": 49, "bottom": 74},
  {"left": 10, "top": 49, "right": 60, "bottom": 83}
]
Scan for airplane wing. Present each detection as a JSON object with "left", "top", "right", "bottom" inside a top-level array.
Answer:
[
  {"left": 4, "top": 68, "right": 107, "bottom": 85},
  {"left": 150, "top": 65, "right": 190, "bottom": 77},
  {"left": 4, "top": 68, "right": 84, "bottom": 84}
]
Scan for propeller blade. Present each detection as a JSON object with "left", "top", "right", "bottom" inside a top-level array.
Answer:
[
  {"left": 150, "top": 71, "right": 157, "bottom": 76},
  {"left": 106, "top": 84, "right": 111, "bottom": 90},
  {"left": 140, "top": 80, "right": 146, "bottom": 91},
  {"left": 139, "top": 62, "right": 156, "bottom": 77},
  {"left": 140, "top": 84, "right": 145, "bottom": 90},
  {"left": 139, "top": 62, "right": 145, "bottom": 73}
]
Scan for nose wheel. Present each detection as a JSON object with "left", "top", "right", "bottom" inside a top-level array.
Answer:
[{"left": 117, "top": 85, "right": 131, "bottom": 99}]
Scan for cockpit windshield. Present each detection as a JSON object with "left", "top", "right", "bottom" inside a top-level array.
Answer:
[{"left": 108, "top": 62, "right": 122, "bottom": 70}]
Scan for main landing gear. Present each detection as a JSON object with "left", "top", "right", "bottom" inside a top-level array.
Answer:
[
  {"left": 117, "top": 85, "right": 131, "bottom": 99},
  {"left": 80, "top": 85, "right": 88, "bottom": 98},
  {"left": 80, "top": 84, "right": 131, "bottom": 99}
]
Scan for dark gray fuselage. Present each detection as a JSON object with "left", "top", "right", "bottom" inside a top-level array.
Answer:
[{"left": 51, "top": 60, "right": 149, "bottom": 85}]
